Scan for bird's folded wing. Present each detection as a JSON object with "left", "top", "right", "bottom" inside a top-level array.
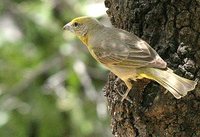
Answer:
[{"left": 91, "top": 40, "right": 166, "bottom": 69}]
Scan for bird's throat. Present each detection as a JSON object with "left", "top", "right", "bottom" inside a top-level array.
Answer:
[{"left": 79, "top": 35, "right": 88, "bottom": 46}]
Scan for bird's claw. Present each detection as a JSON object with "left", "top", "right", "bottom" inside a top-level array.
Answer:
[
  {"left": 113, "top": 78, "right": 133, "bottom": 103},
  {"left": 117, "top": 89, "right": 132, "bottom": 103},
  {"left": 121, "top": 89, "right": 133, "bottom": 103}
]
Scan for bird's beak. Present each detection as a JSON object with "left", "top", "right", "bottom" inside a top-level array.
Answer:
[{"left": 63, "top": 23, "right": 74, "bottom": 33}]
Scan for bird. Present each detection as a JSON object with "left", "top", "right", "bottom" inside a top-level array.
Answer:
[{"left": 63, "top": 16, "right": 197, "bottom": 102}]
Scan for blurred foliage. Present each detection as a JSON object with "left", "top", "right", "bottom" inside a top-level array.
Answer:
[{"left": 0, "top": 0, "right": 111, "bottom": 137}]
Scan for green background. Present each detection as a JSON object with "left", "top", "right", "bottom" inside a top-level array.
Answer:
[{"left": 0, "top": 0, "right": 111, "bottom": 136}]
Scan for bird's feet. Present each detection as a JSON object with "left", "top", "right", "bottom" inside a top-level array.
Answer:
[
  {"left": 113, "top": 78, "right": 132, "bottom": 103},
  {"left": 118, "top": 89, "right": 133, "bottom": 103}
]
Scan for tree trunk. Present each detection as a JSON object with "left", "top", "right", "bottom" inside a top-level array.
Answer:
[{"left": 103, "top": 0, "right": 200, "bottom": 136}]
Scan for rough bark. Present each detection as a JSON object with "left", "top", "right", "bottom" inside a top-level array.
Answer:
[{"left": 103, "top": 0, "right": 200, "bottom": 136}]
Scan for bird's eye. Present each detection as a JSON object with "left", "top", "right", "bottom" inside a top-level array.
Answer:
[{"left": 74, "top": 22, "right": 79, "bottom": 27}]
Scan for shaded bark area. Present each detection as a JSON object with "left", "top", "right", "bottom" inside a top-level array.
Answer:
[{"left": 103, "top": 0, "right": 200, "bottom": 136}]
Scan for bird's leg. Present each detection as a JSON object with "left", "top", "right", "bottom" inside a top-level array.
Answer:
[
  {"left": 118, "top": 88, "right": 132, "bottom": 103},
  {"left": 121, "top": 88, "right": 131, "bottom": 102},
  {"left": 164, "top": 90, "right": 168, "bottom": 94},
  {"left": 121, "top": 79, "right": 133, "bottom": 103},
  {"left": 113, "top": 78, "right": 132, "bottom": 103}
]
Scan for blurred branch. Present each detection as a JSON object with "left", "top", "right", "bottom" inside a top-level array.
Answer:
[
  {"left": 73, "top": 59, "right": 98, "bottom": 101},
  {"left": 44, "top": 70, "right": 68, "bottom": 98},
  {"left": 3, "top": 54, "right": 64, "bottom": 97}
]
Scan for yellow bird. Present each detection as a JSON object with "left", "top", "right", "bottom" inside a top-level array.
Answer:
[{"left": 63, "top": 16, "right": 197, "bottom": 101}]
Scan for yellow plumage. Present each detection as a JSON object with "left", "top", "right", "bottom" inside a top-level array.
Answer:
[{"left": 63, "top": 16, "right": 197, "bottom": 101}]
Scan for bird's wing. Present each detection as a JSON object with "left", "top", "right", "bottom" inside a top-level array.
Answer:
[{"left": 91, "top": 34, "right": 166, "bottom": 69}]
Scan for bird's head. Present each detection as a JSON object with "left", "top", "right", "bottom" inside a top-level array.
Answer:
[{"left": 63, "top": 16, "right": 102, "bottom": 37}]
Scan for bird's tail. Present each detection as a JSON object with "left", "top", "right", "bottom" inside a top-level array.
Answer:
[{"left": 138, "top": 68, "right": 198, "bottom": 99}]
